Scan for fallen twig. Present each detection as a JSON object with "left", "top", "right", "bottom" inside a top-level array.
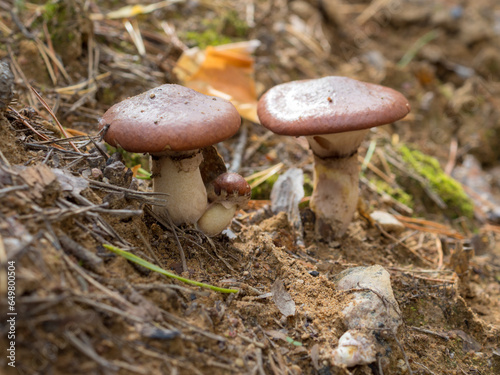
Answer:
[
  {"left": 229, "top": 121, "right": 249, "bottom": 173},
  {"left": 394, "top": 215, "right": 465, "bottom": 240},
  {"left": 410, "top": 326, "right": 450, "bottom": 341},
  {"left": 65, "top": 330, "right": 120, "bottom": 371},
  {"left": 59, "top": 235, "right": 105, "bottom": 274},
  {"left": 30, "top": 86, "right": 82, "bottom": 153}
]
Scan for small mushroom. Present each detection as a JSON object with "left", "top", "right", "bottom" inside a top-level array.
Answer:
[
  {"left": 99, "top": 84, "right": 241, "bottom": 226},
  {"left": 257, "top": 76, "right": 410, "bottom": 239},
  {"left": 197, "top": 172, "right": 251, "bottom": 236}
]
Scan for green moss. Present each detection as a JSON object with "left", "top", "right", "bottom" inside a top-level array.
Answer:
[
  {"left": 251, "top": 174, "right": 278, "bottom": 200},
  {"left": 370, "top": 178, "right": 414, "bottom": 209},
  {"left": 42, "top": 0, "right": 60, "bottom": 22},
  {"left": 183, "top": 11, "right": 248, "bottom": 48},
  {"left": 184, "top": 29, "right": 232, "bottom": 49},
  {"left": 37, "top": 0, "right": 82, "bottom": 62},
  {"left": 399, "top": 145, "right": 474, "bottom": 218},
  {"left": 42, "top": 0, "right": 76, "bottom": 29},
  {"left": 403, "top": 303, "right": 426, "bottom": 326},
  {"left": 222, "top": 10, "right": 249, "bottom": 37},
  {"left": 99, "top": 87, "right": 118, "bottom": 106},
  {"left": 303, "top": 174, "right": 313, "bottom": 197}
]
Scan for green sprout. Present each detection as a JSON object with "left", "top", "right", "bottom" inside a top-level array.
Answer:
[
  {"left": 136, "top": 167, "right": 151, "bottom": 180},
  {"left": 285, "top": 336, "right": 303, "bottom": 346}
]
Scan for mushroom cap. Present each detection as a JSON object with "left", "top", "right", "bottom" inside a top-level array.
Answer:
[
  {"left": 99, "top": 84, "right": 241, "bottom": 153},
  {"left": 207, "top": 172, "right": 252, "bottom": 207},
  {"left": 257, "top": 76, "right": 410, "bottom": 136}
]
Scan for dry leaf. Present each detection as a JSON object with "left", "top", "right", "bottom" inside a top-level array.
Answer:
[
  {"left": 271, "top": 278, "right": 296, "bottom": 317},
  {"left": 450, "top": 330, "right": 482, "bottom": 352},
  {"left": 19, "top": 164, "right": 60, "bottom": 205},
  {"left": 310, "top": 344, "right": 320, "bottom": 370},
  {"left": 265, "top": 329, "right": 288, "bottom": 341},
  {"left": 199, "top": 145, "right": 227, "bottom": 185},
  {"left": 270, "top": 168, "right": 305, "bottom": 245},
  {"left": 174, "top": 40, "right": 261, "bottom": 123},
  {"left": 53, "top": 168, "right": 89, "bottom": 195}
]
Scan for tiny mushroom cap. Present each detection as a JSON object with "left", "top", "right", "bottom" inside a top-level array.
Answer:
[
  {"left": 197, "top": 172, "right": 251, "bottom": 236},
  {"left": 207, "top": 172, "right": 252, "bottom": 208},
  {"left": 257, "top": 76, "right": 410, "bottom": 239},
  {"left": 99, "top": 84, "right": 242, "bottom": 226}
]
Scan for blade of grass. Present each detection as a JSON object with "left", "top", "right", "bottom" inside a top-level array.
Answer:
[
  {"left": 103, "top": 244, "right": 239, "bottom": 293},
  {"left": 124, "top": 19, "right": 146, "bottom": 56},
  {"left": 361, "top": 139, "right": 377, "bottom": 174},
  {"left": 397, "top": 30, "right": 439, "bottom": 68},
  {"left": 245, "top": 162, "right": 283, "bottom": 189}
]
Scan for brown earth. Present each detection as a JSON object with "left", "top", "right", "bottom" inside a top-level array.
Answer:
[{"left": 1, "top": 1, "right": 500, "bottom": 374}]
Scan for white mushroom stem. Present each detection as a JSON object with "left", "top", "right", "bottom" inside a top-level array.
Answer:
[
  {"left": 309, "top": 153, "right": 359, "bottom": 239},
  {"left": 151, "top": 150, "right": 207, "bottom": 225},
  {"left": 306, "top": 129, "right": 369, "bottom": 158},
  {"left": 196, "top": 172, "right": 251, "bottom": 236},
  {"left": 197, "top": 201, "right": 237, "bottom": 236},
  {"left": 306, "top": 129, "right": 369, "bottom": 239}
]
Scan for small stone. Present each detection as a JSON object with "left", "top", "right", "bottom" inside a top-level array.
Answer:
[
  {"left": 397, "top": 358, "right": 408, "bottom": 373},
  {"left": 487, "top": 207, "right": 500, "bottom": 224},
  {"left": 331, "top": 265, "right": 402, "bottom": 367},
  {"left": 370, "top": 210, "right": 405, "bottom": 234},
  {"left": 289, "top": 1, "right": 317, "bottom": 20},
  {"left": 309, "top": 270, "right": 320, "bottom": 277},
  {"left": 289, "top": 364, "right": 302, "bottom": 375},
  {"left": 331, "top": 330, "right": 377, "bottom": 367},
  {"left": 91, "top": 168, "right": 103, "bottom": 180},
  {"left": 333, "top": 265, "right": 402, "bottom": 332},
  {"left": 103, "top": 160, "right": 132, "bottom": 187}
]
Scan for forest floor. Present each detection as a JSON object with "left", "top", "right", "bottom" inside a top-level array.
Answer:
[{"left": 1, "top": 0, "right": 500, "bottom": 374}]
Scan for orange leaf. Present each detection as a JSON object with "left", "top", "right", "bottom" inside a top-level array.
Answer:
[{"left": 174, "top": 41, "right": 260, "bottom": 123}]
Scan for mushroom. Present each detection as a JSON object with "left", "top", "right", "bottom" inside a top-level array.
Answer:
[
  {"left": 99, "top": 84, "right": 241, "bottom": 226},
  {"left": 257, "top": 76, "right": 410, "bottom": 239},
  {"left": 197, "top": 172, "right": 251, "bottom": 236}
]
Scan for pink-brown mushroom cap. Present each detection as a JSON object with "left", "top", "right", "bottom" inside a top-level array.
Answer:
[
  {"left": 99, "top": 84, "right": 241, "bottom": 153},
  {"left": 207, "top": 172, "right": 251, "bottom": 206},
  {"left": 257, "top": 76, "right": 410, "bottom": 136}
]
